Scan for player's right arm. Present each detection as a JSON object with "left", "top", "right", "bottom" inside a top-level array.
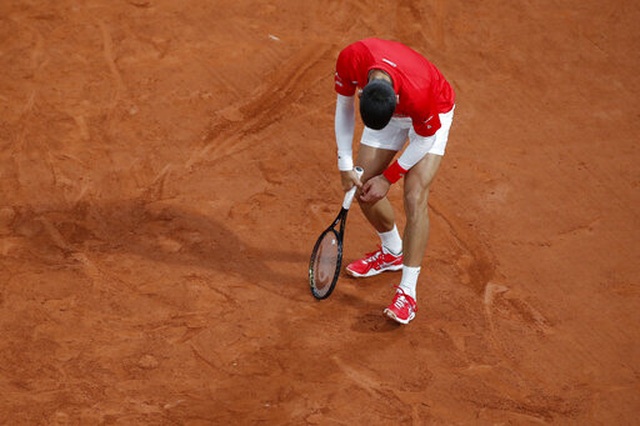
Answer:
[
  {"left": 333, "top": 45, "right": 362, "bottom": 191},
  {"left": 335, "top": 94, "right": 355, "bottom": 170},
  {"left": 335, "top": 94, "right": 362, "bottom": 192}
]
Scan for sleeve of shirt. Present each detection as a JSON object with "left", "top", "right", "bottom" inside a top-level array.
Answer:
[
  {"left": 412, "top": 112, "right": 441, "bottom": 137},
  {"left": 334, "top": 48, "right": 357, "bottom": 97},
  {"left": 410, "top": 93, "right": 442, "bottom": 137},
  {"left": 335, "top": 94, "right": 356, "bottom": 171}
]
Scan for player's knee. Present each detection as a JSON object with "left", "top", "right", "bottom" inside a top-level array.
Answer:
[{"left": 404, "top": 187, "right": 429, "bottom": 217}]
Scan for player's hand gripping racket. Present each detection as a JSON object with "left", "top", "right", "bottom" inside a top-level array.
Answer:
[{"left": 309, "top": 166, "right": 364, "bottom": 299}]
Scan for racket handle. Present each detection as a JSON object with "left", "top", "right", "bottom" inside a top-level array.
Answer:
[{"left": 342, "top": 166, "right": 364, "bottom": 210}]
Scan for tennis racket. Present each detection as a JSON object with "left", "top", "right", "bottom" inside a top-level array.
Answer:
[{"left": 309, "top": 166, "right": 364, "bottom": 299}]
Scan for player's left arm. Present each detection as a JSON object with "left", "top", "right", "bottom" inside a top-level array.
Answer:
[
  {"left": 359, "top": 133, "right": 436, "bottom": 203},
  {"left": 392, "top": 131, "right": 438, "bottom": 176},
  {"left": 383, "top": 108, "right": 441, "bottom": 183}
]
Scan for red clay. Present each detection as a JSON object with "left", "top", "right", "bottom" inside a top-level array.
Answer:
[{"left": 1, "top": 1, "right": 639, "bottom": 424}]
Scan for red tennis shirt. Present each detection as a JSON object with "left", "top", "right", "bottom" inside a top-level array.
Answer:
[{"left": 335, "top": 38, "right": 455, "bottom": 137}]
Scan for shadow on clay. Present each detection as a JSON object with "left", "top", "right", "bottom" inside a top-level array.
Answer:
[{"left": 9, "top": 199, "right": 307, "bottom": 297}]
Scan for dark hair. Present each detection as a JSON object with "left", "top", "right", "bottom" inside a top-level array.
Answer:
[{"left": 359, "top": 79, "right": 396, "bottom": 130}]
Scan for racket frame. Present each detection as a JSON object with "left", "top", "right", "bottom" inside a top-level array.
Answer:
[
  {"left": 309, "top": 208, "right": 348, "bottom": 299},
  {"left": 309, "top": 166, "right": 364, "bottom": 300}
]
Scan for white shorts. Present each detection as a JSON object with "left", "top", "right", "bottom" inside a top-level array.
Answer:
[{"left": 361, "top": 106, "right": 455, "bottom": 156}]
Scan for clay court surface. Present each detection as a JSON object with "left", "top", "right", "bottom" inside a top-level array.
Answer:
[{"left": 1, "top": 0, "right": 639, "bottom": 424}]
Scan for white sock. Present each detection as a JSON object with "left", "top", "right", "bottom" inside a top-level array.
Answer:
[
  {"left": 399, "top": 266, "right": 420, "bottom": 300},
  {"left": 378, "top": 224, "right": 402, "bottom": 255}
]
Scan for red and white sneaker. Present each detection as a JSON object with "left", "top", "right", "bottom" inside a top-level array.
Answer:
[
  {"left": 345, "top": 246, "right": 403, "bottom": 278},
  {"left": 384, "top": 288, "right": 417, "bottom": 325}
]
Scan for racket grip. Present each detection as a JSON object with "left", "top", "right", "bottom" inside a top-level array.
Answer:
[{"left": 342, "top": 166, "right": 364, "bottom": 210}]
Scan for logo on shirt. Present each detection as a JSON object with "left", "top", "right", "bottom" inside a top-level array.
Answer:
[{"left": 382, "top": 58, "right": 397, "bottom": 68}]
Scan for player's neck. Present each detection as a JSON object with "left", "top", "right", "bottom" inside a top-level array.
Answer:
[{"left": 368, "top": 69, "right": 392, "bottom": 85}]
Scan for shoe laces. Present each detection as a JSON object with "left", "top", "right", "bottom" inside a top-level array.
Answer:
[
  {"left": 392, "top": 287, "right": 416, "bottom": 311},
  {"left": 363, "top": 246, "right": 398, "bottom": 266},
  {"left": 362, "top": 246, "right": 384, "bottom": 264}
]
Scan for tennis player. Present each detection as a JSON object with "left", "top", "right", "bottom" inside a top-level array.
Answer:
[{"left": 333, "top": 38, "right": 456, "bottom": 324}]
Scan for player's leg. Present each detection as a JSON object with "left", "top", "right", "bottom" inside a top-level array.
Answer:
[
  {"left": 384, "top": 107, "right": 455, "bottom": 324},
  {"left": 354, "top": 144, "right": 397, "bottom": 233},
  {"left": 346, "top": 118, "right": 409, "bottom": 278},
  {"left": 382, "top": 156, "right": 440, "bottom": 324},
  {"left": 401, "top": 106, "right": 454, "bottom": 271},
  {"left": 402, "top": 153, "right": 442, "bottom": 267}
]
